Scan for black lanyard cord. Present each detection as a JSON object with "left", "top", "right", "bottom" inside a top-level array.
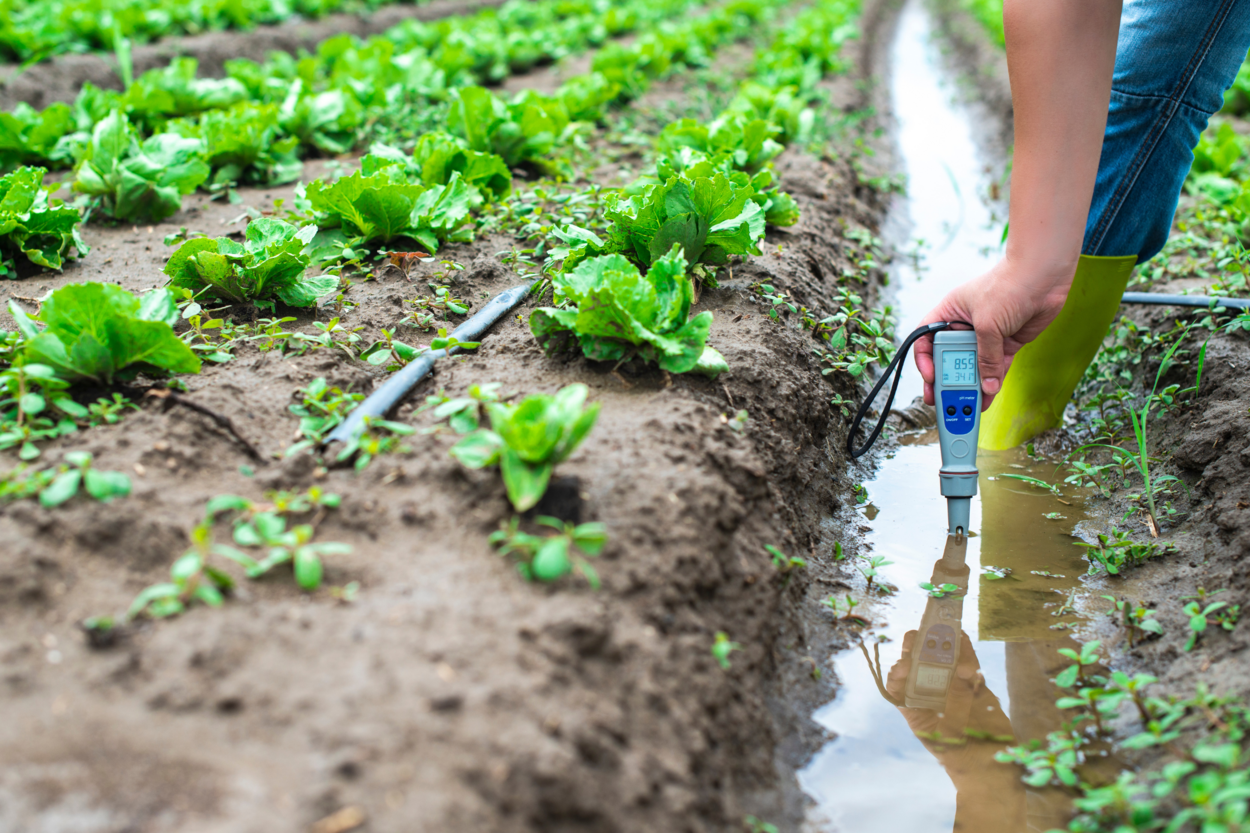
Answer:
[{"left": 845, "top": 321, "right": 971, "bottom": 459}]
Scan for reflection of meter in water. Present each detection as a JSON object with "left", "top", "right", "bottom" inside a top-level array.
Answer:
[
  {"left": 933, "top": 329, "right": 980, "bottom": 536},
  {"left": 904, "top": 536, "right": 969, "bottom": 710}
]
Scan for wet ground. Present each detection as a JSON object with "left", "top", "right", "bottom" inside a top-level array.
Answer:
[{"left": 799, "top": 3, "right": 1110, "bottom": 830}]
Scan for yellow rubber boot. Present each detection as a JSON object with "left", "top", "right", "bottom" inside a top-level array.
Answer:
[{"left": 978, "top": 254, "right": 1137, "bottom": 450}]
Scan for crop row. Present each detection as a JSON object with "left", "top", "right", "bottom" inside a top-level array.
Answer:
[
  {"left": 2, "top": 0, "right": 873, "bottom": 605},
  {"left": 0, "top": 0, "right": 428, "bottom": 64}
]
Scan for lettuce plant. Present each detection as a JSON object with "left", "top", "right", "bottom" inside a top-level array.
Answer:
[
  {"left": 173, "top": 102, "right": 302, "bottom": 188},
  {"left": 123, "top": 58, "right": 249, "bottom": 129},
  {"left": 280, "top": 83, "right": 365, "bottom": 155},
  {"left": 164, "top": 217, "right": 337, "bottom": 308},
  {"left": 530, "top": 245, "right": 728, "bottom": 377},
  {"left": 74, "top": 111, "right": 209, "bottom": 222},
  {"left": 9, "top": 282, "right": 201, "bottom": 384},
  {"left": 370, "top": 134, "right": 511, "bottom": 204},
  {"left": 0, "top": 166, "right": 89, "bottom": 278},
  {"left": 447, "top": 86, "right": 573, "bottom": 169},
  {"left": 305, "top": 157, "right": 476, "bottom": 256},
  {"left": 450, "top": 383, "right": 600, "bottom": 512},
  {"left": 0, "top": 103, "right": 74, "bottom": 173}
]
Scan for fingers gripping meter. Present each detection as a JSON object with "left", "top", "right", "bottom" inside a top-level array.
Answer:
[
  {"left": 847, "top": 323, "right": 979, "bottom": 537},
  {"left": 933, "top": 330, "right": 980, "bottom": 537}
]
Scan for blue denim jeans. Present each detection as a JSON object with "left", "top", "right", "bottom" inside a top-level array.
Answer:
[{"left": 1083, "top": 0, "right": 1250, "bottom": 262}]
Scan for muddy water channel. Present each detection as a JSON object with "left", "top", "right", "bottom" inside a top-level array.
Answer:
[{"left": 800, "top": 3, "right": 1109, "bottom": 831}]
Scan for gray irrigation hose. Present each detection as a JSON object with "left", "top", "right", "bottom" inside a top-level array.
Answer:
[
  {"left": 324, "top": 279, "right": 536, "bottom": 448},
  {"left": 1122, "top": 292, "right": 1250, "bottom": 310}
]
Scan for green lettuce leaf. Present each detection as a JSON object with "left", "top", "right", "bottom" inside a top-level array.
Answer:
[
  {"left": 164, "top": 217, "right": 333, "bottom": 307},
  {"left": 0, "top": 102, "right": 74, "bottom": 172},
  {"left": 0, "top": 166, "right": 89, "bottom": 277},
  {"left": 15, "top": 283, "right": 201, "bottom": 384},
  {"left": 529, "top": 244, "right": 725, "bottom": 377},
  {"left": 306, "top": 163, "right": 476, "bottom": 255},
  {"left": 73, "top": 111, "right": 209, "bottom": 222}
]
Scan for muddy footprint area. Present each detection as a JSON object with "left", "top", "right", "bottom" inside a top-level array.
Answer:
[{"left": 0, "top": 13, "right": 899, "bottom": 833}]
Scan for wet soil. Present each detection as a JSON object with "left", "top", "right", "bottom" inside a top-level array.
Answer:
[
  {"left": 0, "top": 0, "right": 502, "bottom": 111},
  {"left": 921, "top": 0, "right": 1250, "bottom": 750},
  {"left": 0, "top": 5, "right": 899, "bottom": 833}
]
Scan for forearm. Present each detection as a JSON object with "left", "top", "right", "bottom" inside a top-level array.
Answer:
[{"left": 1002, "top": 0, "right": 1121, "bottom": 287}]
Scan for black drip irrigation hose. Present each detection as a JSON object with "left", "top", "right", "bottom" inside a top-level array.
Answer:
[
  {"left": 1122, "top": 291, "right": 1250, "bottom": 311},
  {"left": 324, "top": 279, "right": 536, "bottom": 448},
  {"left": 320, "top": 287, "right": 1240, "bottom": 449}
]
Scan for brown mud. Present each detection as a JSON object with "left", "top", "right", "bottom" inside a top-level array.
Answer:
[
  {"left": 0, "top": 4, "right": 899, "bottom": 833},
  {"left": 0, "top": 0, "right": 502, "bottom": 111}
]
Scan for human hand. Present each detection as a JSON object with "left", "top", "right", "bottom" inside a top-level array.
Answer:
[{"left": 913, "top": 256, "right": 1075, "bottom": 409}]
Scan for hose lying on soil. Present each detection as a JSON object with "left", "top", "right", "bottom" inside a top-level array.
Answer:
[
  {"left": 1122, "top": 291, "right": 1250, "bottom": 310},
  {"left": 324, "top": 279, "right": 536, "bottom": 448}
]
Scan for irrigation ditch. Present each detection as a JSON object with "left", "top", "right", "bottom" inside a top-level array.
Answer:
[{"left": 3, "top": 0, "right": 1250, "bottom": 829}]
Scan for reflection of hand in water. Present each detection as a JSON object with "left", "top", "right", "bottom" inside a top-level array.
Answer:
[
  {"left": 885, "top": 629, "right": 991, "bottom": 740},
  {"left": 879, "top": 631, "right": 1025, "bottom": 832}
]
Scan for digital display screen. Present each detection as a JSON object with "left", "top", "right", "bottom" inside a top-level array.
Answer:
[
  {"left": 915, "top": 664, "right": 952, "bottom": 693},
  {"left": 942, "top": 350, "right": 977, "bottom": 386}
]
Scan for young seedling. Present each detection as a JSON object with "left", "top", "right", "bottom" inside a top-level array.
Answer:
[
  {"left": 450, "top": 383, "right": 599, "bottom": 512},
  {"left": 488, "top": 516, "right": 607, "bottom": 587},
  {"left": 334, "top": 416, "right": 415, "bottom": 471},
  {"left": 1101, "top": 595, "right": 1163, "bottom": 647},
  {"left": 420, "top": 383, "right": 504, "bottom": 434},
  {"left": 404, "top": 283, "right": 470, "bottom": 330},
  {"left": 765, "top": 545, "right": 805, "bottom": 573},
  {"left": 39, "top": 451, "right": 131, "bottom": 508},
  {"left": 127, "top": 524, "right": 235, "bottom": 619},
  {"left": 920, "top": 582, "right": 961, "bottom": 598},
  {"left": 859, "top": 555, "right": 893, "bottom": 593},
  {"left": 1183, "top": 600, "right": 1239, "bottom": 652},
  {"left": 359, "top": 329, "right": 427, "bottom": 371},
  {"left": 712, "top": 632, "right": 742, "bottom": 670},
  {"left": 216, "top": 513, "right": 351, "bottom": 591},
  {"left": 822, "top": 594, "right": 869, "bottom": 626},
  {"left": 286, "top": 377, "right": 364, "bottom": 455},
  {"left": 1055, "top": 640, "right": 1104, "bottom": 689}
]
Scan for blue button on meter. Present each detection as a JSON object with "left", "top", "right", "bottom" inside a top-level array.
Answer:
[{"left": 940, "top": 390, "right": 978, "bottom": 435}]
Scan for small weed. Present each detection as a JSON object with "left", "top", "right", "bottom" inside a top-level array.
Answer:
[
  {"left": 920, "top": 582, "right": 960, "bottom": 598},
  {"left": 404, "top": 283, "right": 471, "bottom": 330},
  {"left": 712, "top": 631, "right": 742, "bottom": 670},
  {"left": 859, "top": 554, "right": 893, "bottom": 593},
  {"left": 287, "top": 378, "right": 364, "bottom": 455},
  {"left": 1055, "top": 640, "right": 1103, "bottom": 689},
  {"left": 1183, "top": 600, "right": 1239, "bottom": 652},
  {"left": 822, "top": 594, "right": 868, "bottom": 625},
  {"left": 982, "top": 565, "right": 1013, "bottom": 580},
  {"left": 489, "top": 516, "right": 607, "bottom": 587},
  {"left": 766, "top": 545, "right": 805, "bottom": 573},
  {"left": 1101, "top": 595, "right": 1163, "bottom": 647},
  {"left": 128, "top": 524, "right": 234, "bottom": 619},
  {"left": 997, "top": 473, "right": 1063, "bottom": 496},
  {"left": 1076, "top": 526, "right": 1171, "bottom": 576},
  {"left": 419, "top": 383, "right": 504, "bottom": 434},
  {"left": 37, "top": 451, "right": 131, "bottom": 508}
]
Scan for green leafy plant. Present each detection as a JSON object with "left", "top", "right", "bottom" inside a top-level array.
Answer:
[
  {"left": 128, "top": 529, "right": 235, "bottom": 619},
  {"left": 1075, "top": 526, "right": 1170, "bottom": 576},
  {"left": 164, "top": 217, "right": 338, "bottom": 308},
  {"left": 822, "top": 594, "right": 868, "bottom": 626},
  {"left": 305, "top": 154, "right": 476, "bottom": 259},
  {"left": 1102, "top": 595, "right": 1164, "bottom": 647},
  {"left": 859, "top": 554, "right": 892, "bottom": 593},
  {"left": 0, "top": 363, "right": 91, "bottom": 458},
  {"left": 712, "top": 631, "right": 742, "bottom": 670},
  {"left": 1055, "top": 640, "right": 1103, "bottom": 689},
  {"left": 9, "top": 283, "right": 201, "bottom": 384},
  {"left": 286, "top": 377, "right": 363, "bottom": 455},
  {"left": 37, "top": 450, "right": 131, "bottom": 507},
  {"left": 0, "top": 166, "right": 89, "bottom": 278},
  {"left": 450, "top": 383, "right": 600, "bottom": 512},
  {"left": 419, "top": 382, "right": 504, "bottom": 433},
  {"left": 74, "top": 111, "right": 209, "bottom": 222},
  {"left": 488, "top": 515, "right": 607, "bottom": 586},
  {"left": 332, "top": 415, "right": 415, "bottom": 471},
  {"left": 530, "top": 244, "right": 728, "bottom": 377},
  {"left": 765, "top": 544, "right": 805, "bottom": 573},
  {"left": 997, "top": 473, "right": 1063, "bottom": 496},
  {"left": 1183, "top": 600, "right": 1240, "bottom": 652}
]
